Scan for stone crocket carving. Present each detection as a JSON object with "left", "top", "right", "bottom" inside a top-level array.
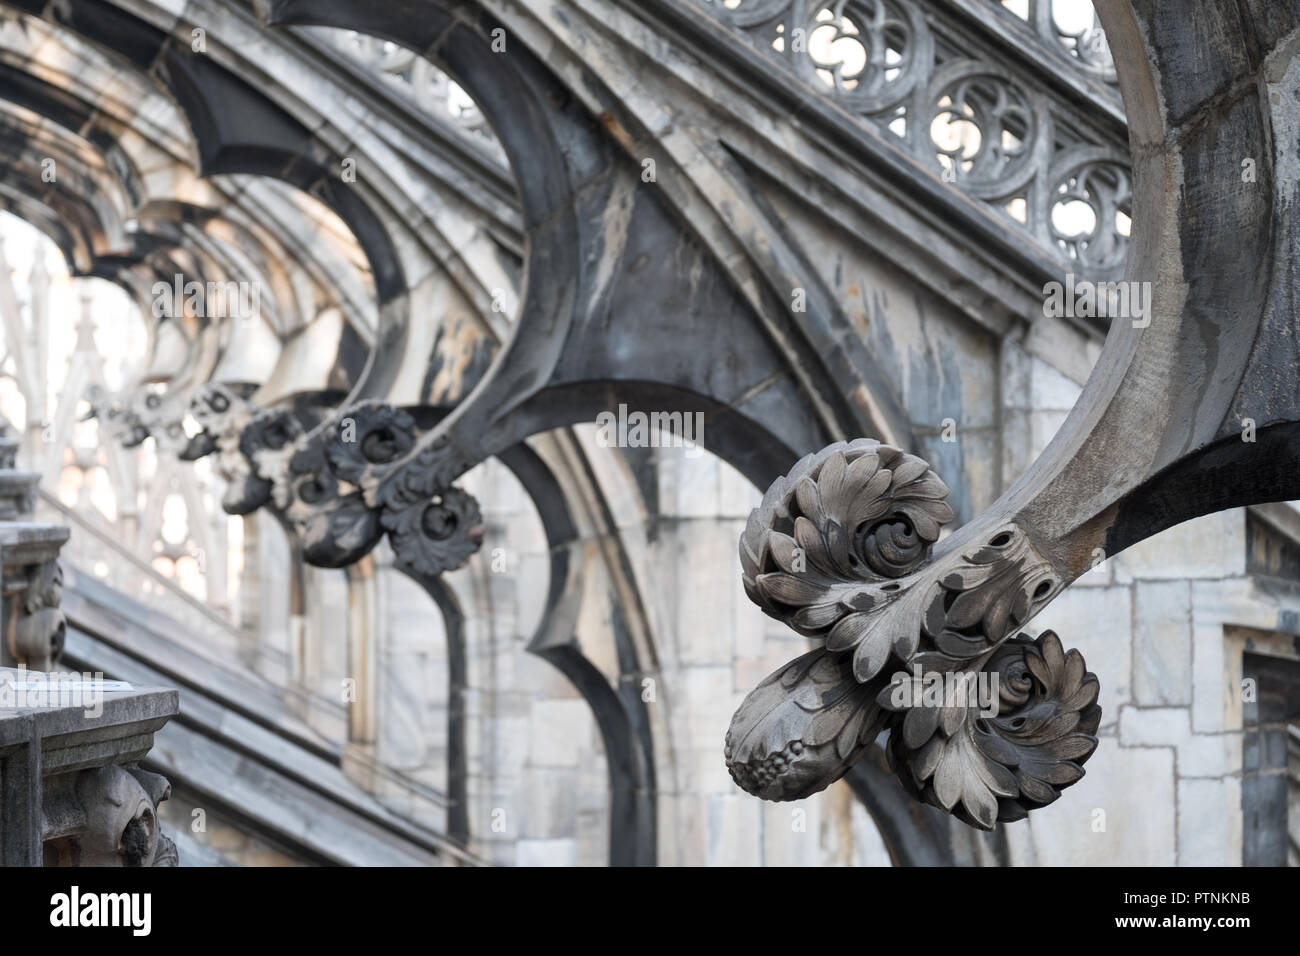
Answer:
[
  {"left": 726, "top": 440, "right": 1100, "bottom": 829},
  {"left": 229, "top": 400, "right": 485, "bottom": 572},
  {"left": 325, "top": 401, "right": 485, "bottom": 575},
  {"left": 182, "top": 390, "right": 484, "bottom": 574}
]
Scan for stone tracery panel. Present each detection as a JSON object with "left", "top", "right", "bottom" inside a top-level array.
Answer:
[
  {"left": 314, "top": 28, "right": 506, "bottom": 159},
  {"left": 694, "top": 0, "right": 1131, "bottom": 278},
  {"left": 995, "top": 0, "right": 1117, "bottom": 85}
]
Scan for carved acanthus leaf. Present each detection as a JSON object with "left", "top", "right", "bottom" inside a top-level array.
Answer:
[
  {"left": 238, "top": 409, "right": 306, "bottom": 510},
  {"left": 882, "top": 631, "right": 1101, "bottom": 828},
  {"left": 325, "top": 400, "right": 416, "bottom": 490},
  {"left": 85, "top": 385, "right": 149, "bottom": 448},
  {"left": 379, "top": 468, "right": 484, "bottom": 577},
  {"left": 739, "top": 439, "right": 954, "bottom": 682},
  {"left": 725, "top": 648, "right": 889, "bottom": 801},
  {"left": 183, "top": 385, "right": 256, "bottom": 471},
  {"left": 728, "top": 441, "right": 1101, "bottom": 829}
]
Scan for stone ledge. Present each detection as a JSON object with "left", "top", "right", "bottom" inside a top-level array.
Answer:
[{"left": 0, "top": 667, "right": 180, "bottom": 866}]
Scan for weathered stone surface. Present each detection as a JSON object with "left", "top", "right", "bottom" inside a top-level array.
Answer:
[
  {"left": 1114, "top": 511, "right": 1248, "bottom": 582},
  {"left": 1178, "top": 777, "right": 1241, "bottom": 866},
  {"left": 2, "top": 0, "right": 1299, "bottom": 867},
  {"left": 1133, "top": 581, "right": 1192, "bottom": 705},
  {"left": 1009, "top": 737, "right": 1177, "bottom": 866},
  {"left": 0, "top": 666, "right": 179, "bottom": 865}
]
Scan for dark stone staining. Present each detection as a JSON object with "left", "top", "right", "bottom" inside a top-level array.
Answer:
[
  {"left": 1134, "top": 0, "right": 1256, "bottom": 126},
  {"left": 1106, "top": 423, "right": 1300, "bottom": 560},
  {"left": 422, "top": 327, "right": 495, "bottom": 406},
  {"left": 420, "top": 498, "right": 459, "bottom": 541},
  {"left": 1237, "top": 0, "right": 1300, "bottom": 60},
  {"left": 333, "top": 321, "right": 369, "bottom": 392},
  {"left": 1240, "top": 653, "right": 1300, "bottom": 866},
  {"left": 622, "top": 445, "right": 659, "bottom": 541},
  {"left": 120, "top": 815, "right": 153, "bottom": 867},
  {"left": 1246, "top": 513, "right": 1300, "bottom": 580}
]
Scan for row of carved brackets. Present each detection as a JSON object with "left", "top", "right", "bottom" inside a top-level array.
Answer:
[
  {"left": 264, "top": 0, "right": 1300, "bottom": 831},
  {"left": 0, "top": 1, "right": 661, "bottom": 863},
  {"left": 7, "top": 0, "right": 1300, "bottom": 837}
]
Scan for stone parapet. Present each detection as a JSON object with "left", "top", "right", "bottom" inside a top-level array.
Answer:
[{"left": 0, "top": 667, "right": 180, "bottom": 866}]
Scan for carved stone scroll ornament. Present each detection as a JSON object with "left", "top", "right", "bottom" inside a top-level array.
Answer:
[
  {"left": 83, "top": 385, "right": 150, "bottom": 449},
  {"left": 42, "top": 765, "right": 178, "bottom": 867},
  {"left": 226, "top": 400, "right": 480, "bottom": 572},
  {"left": 183, "top": 393, "right": 484, "bottom": 574},
  {"left": 80, "top": 384, "right": 190, "bottom": 454},
  {"left": 182, "top": 384, "right": 256, "bottom": 469},
  {"left": 126, "top": 390, "right": 190, "bottom": 455},
  {"left": 326, "top": 402, "right": 484, "bottom": 575},
  {"left": 238, "top": 408, "right": 309, "bottom": 512},
  {"left": 726, "top": 440, "right": 1100, "bottom": 829},
  {"left": 12, "top": 560, "right": 66, "bottom": 669}
]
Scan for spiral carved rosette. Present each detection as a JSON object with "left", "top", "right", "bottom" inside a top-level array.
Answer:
[
  {"left": 882, "top": 630, "right": 1100, "bottom": 828},
  {"left": 183, "top": 385, "right": 270, "bottom": 515},
  {"left": 217, "top": 399, "right": 485, "bottom": 574},
  {"left": 83, "top": 386, "right": 193, "bottom": 452},
  {"left": 84, "top": 385, "right": 149, "bottom": 448},
  {"left": 324, "top": 402, "right": 483, "bottom": 575},
  {"left": 218, "top": 408, "right": 305, "bottom": 515},
  {"left": 727, "top": 439, "right": 1100, "bottom": 829},
  {"left": 325, "top": 400, "right": 417, "bottom": 489},
  {"left": 374, "top": 444, "right": 485, "bottom": 577},
  {"left": 240, "top": 409, "right": 305, "bottom": 493},
  {"left": 182, "top": 384, "right": 255, "bottom": 465}
]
